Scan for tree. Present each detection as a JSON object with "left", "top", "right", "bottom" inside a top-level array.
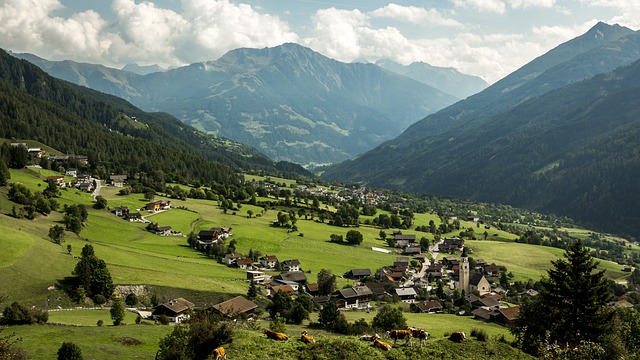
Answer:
[
  {"left": 345, "top": 230, "right": 363, "bottom": 245},
  {"left": 1, "top": 302, "right": 48, "bottom": 325},
  {"left": 318, "top": 301, "right": 340, "bottom": 330},
  {"left": 93, "top": 195, "right": 107, "bottom": 209},
  {"left": 317, "top": 269, "right": 337, "bottom": 296},
  {"left": 48, "top": 225, "right": 66, "bottom": 244},
  {"left": 247, "top": 209, "right": 254, "bottom": 218},
  {"left": 379, "top": 230, "right": 387, "bottom": 240},
  {"left": 110, "top": 299, "right": 125, "bottom": 325},
  {"left": 72, "top": 244, "right": 113, "bottom": 300},
  {"left": 0, "top": 157, "right": 10, "bottom": 186},
  {"left": 267, "top": 290, "right": 292, "bottom": 319},
  {"left": 144, "top": 190, "right": 155, "bottom": 202},
  {"left": 125, "top": 293, "right": 138, "bottom": 306},
  {"left": 513, "top": 240, "right": 612, "bottom": 355},
  {"left": 247, "top": 281, "right": 258, "bottom": 300},
  {"left": 57, "top": 342, "right": 83, "bottom": 360},
  {"left": 372, "top": 305, "right": 407, "bottom": 331},
  {"left": 157, "top": 310, "right": 233, "bottom": 360}
]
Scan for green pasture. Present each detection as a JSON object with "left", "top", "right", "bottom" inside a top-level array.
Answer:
[
  {"left": 145, "top": 208, "right": 201, "bottom": 234},
  {"left": 9, "top": 323, "right": 173, "bottom": 359},
  {"left": 48, "top": 309, "right": 140, "bottom": 326}
]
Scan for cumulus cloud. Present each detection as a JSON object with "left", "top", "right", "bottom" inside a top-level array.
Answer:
[
  {"left": 0, "top": 0, "right": 298, "bottom": 68},
  {"left": 452, "top": 0, "right": 557, "bottom": 14},
  {"left": 580, "top": 0, "right": 640, "bottom": 29},
  {"left": 370, "top": 3, "right": 463, "bottom": 28}
]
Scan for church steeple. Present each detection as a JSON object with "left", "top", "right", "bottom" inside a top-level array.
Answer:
[{"left": 459, "top": 248, "right": 470, "bottom": 294}]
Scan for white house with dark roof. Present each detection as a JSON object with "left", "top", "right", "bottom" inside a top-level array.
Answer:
[
  {"left": 395, "top": 287, "right": 418, "bottom": 303},
  {"left": 281, "top": 259, "right": 300, "bottom": 272}
]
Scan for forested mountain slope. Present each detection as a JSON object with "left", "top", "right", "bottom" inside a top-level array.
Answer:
[
  {"left": 323, "top": 23, "right": 640, "bottom": 237},
  {"left": 14, "top": 43, "right": 459, "bottom": 166},
  {"left": 0, "top": 49, "right": 309, "bottom": 184}
]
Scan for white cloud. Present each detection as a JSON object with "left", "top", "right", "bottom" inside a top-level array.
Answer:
[
  {"left": 370, "top": 3, "right": 463, "bottom": 28},
  {"left": 452, "top": 0, "right": 507, "bottom": 14},
  {"left": 580, "top": 0, "right": 640, "bottom": 29}
]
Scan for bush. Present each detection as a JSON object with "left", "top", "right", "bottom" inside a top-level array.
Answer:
[
  {"left": 93, "top": 294, "right": 106, "bottom": 305},
  {"left": 1, "top": 302, "right": 48, "bottom": 325},
  {"left": 57, "top": 342, "right": 83, "bottom": 360},
  {"left": 471, "top": 328, "right": 488, "bottom": 341},
  {"left": 125, "top": 293, "right": 138, "bottom": 306},
  {"left": 159, "top": 314, "right": 170, "bottom": 325},
  {"left": 97, "top": 319, "right": 104, "bottom": 327}
]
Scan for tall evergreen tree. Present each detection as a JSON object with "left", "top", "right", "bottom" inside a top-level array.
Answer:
[
  {"left": 514, "top": 240, "right": 612, "bottom": 355},
  {"left": 72, "top": 244, "right": 113, "bottom": 300}
]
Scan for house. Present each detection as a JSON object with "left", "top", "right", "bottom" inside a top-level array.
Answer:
[
  {"left": 77, "top": 182, "right": 93, "bottom": 192},
  {"left": 211, "top": 295, "right": 258, "bottom": 320},
  {"left": 270, "top": 279, "right": 300, "bottom": 293},
  {"left": 411, "top": 300, "right": 443, "bottom": 313},
  {"left": 495, "top": 306, "right": 520, "bottom": 326},
  {"left": 246, "top": 270, "right": 266, "bottom": 284},
  {"left": 281, "top": 259, "right": 301, "bottom": 272},
  {"left": 154, "top": 225, "right": 172, "bottom": 236},
  {"left": 65, "top": 168, "right": 77, "bottom": 177},
  {"left": 210, "top": 227, "right": 232, "bottom": 239},
  {"left": 236, "top": 258, "right": 254, "bottom": 270},
  {"left": 197, "top": 229, "right": 221, "bottom": 242},
  {"left": 472, "top": 307, "right": 497, "bottom": 321},
  {"left": 470, "top": 273, "right": 491, "bottom": 296},
  {"left": 146, "top": 200, "right": 171, "bottom": 212},
  {"left": 394, "top": 257, "right": 409, "bottom": 267},
  {"left": 363, "top": 282, "right": 389, "bottom": 298},
  {"left": 108, "top": 175, "right": 127, "bottom": 187},
  {"left": 332, "top": 286, "right": 373, "bottom": 309},
  {"left": 471, "top": 296, "right": 500, "bottom": 311},
  {"left": 520, "top": 289, "right": 539, "bottom": 298},
  {"left": 125, "top": 212, "right": 143, "bottom": 222},
  {"left": 394, "top": 234, "right": 416, "bottom": 243},
  {"left": 403, "top": 245, "right": 422, "bottom": 256},
  {"left": 112, "top": 206, "right": 129, "bottom": 217},
  {"left": 223, "top": 253, "right": 243, "bottom": 266},
  {"left": 395, "top": 287, "right": 418, "bottom": 303},
  {"left": 483, "top": 263, "right": 502, "bottom": 277},
  {"left": 276, "top": 271, "right": 307, "bottom": 286},
  {"left": 305, "top": 283, "right": 319, "bottom": 296},
  {"left": 268, "top": 284, "right": 295, "bottom": 298},
  {"left": 260, "top": 255, "right": 279, "bottom": 269},
  {"left": 152, "top": 298, "right": 195, "bottom": 323},
  {"left": 442, "top": 257, "right": 459, "bottom": 269},
  {"left": 466, "top": 215, "right": 481, "bottom": 222},
  {"left": 344, "top": 269, "right": 372, "bottom": 280},
  {"left": 28, "top": 147, "right": 45, "bottom": 158},
  {"left": 439, "top": 238, "right": 464, "bottom": 253},
  {"left": 46, "top": 176, "right": 65, "bottom": 187}
]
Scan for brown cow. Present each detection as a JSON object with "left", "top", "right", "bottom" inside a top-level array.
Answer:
[
  {"left": 449, "top": 331, "right": 467, "bottom": 343},
  {"left": 410, "top": 328, "right": 429, "bottom": 347},
  {"left": 300, "top": 330, "right": 315, "bottom": 344},
  {"left": 386, "top": 329, "right": 413, "bottom": 347},
  {"left": 264, "top": 328, "right": 288, "bottom": 341},
  {"left": 212, "top": 346, "right": 226, "bottom": 360},
  {"left": 373, "top": 338, "right": 392, "bottom": 351}
]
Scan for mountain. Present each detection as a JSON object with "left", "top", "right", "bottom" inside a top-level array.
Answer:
[
  {"left": 375, "top": 59, "right": 488, "bottom": 99},
  {"left": 13, "top": 43, "right": 459, "bottom": 166},
  {"left": 121, "top": 63, "right": 166, "bottom": 75},
  {"left": 322, "top": 23, "right": 640, "bottom": 237},
  {"left": 0, "top": 49, "right": 312, "bottom": 183}
]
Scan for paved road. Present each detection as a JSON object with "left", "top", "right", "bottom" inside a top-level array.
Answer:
[{"left": 91, "top": 179, "right": 102, "bottom": 199}]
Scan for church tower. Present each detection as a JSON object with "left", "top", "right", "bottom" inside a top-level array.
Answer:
[{"left": 459, "top": 250, "right": 470, "bottom": 294}]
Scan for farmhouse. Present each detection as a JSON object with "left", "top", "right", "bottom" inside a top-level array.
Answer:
[
  {"left": 152, "top": 298, "right": 195, "bottom": 323},
  {"left": 344, "top": 268, "right": 372, "bottom": 280},
  {"left": 125, "top": 212, "right": 143, "bottom": 222},
  {"left": 395, "top": 287, "right": 418, "bottom": 303},
  {"left": 65, "top": 168, "right": 77, "bottom": 177},
  {"left": 197, "top": 228, "right": 221, "bottom": 242},
  {"left": 236, "top": 258, "right": 254, "bottom": 270},
  {"left": 411, "top": 300, "right": 443, "bottom": 313},
  {"left": 281, "top": 259, "right": 301, "bottom": 272},
  {"left": 394, "top": 234, "right": 416, "bottom": 243},
  {"left": 394, "top": 257, "right": 409, "bottom": 267},
  {"left": 496, "top": 306, "right": 520, "bottom": 326},
  {"left": 246, "top": 270, "right": 266, "bottom": 284},
  {"left": 112, "top": 206, "right": 129, "bottom": 217},
  {"left": 332, "top": 286, "right": 373, "bottom": 309},
  {"left": 211, "top": 295, "right": 258, "bottom": 320},
  {"left": 146, "top": 200, "right": 171, "bottom": 212},
  {"left": 46, "top": 176, "right": 65, "bottom": 187},
  {"left": 276, "top": 271, "right": 307, "bottom": 286},
  {"left": 260, "top": 255, "right": 279, "bottom": 269},
  {"left": 223, "top": 253, "right": 243, "bottom": 266},
  {"left": 268, "top": 284, "right": 295, "bottom": 298},
  {"left": 108, "top": 174, "right": 127, "bottom": 187},
  {"left": 439, "top": 238, "right": 464, "bottom": 253}
]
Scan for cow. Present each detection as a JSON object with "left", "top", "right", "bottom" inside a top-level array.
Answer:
[
  {"left": 386, "top": 329, "right": 413, "bottom": 347},
  {"left": 263, "top": 328, "right": 288, "bottom": 341},
  {"left": 359, "top": 333, "right": 380, "bottom": 341},
  {"left": 212, "top": 346, "right": 227, "bottom": 360},
  {"left": 300, "top": 330, "right": 315, "bottom": 344},
  {"left": 449, "top": 331, "right": 467, "bottom": 343},
  {"left": 409, "top": 328, "right": 430, "bottom": 347},
  {"left": 373, "top": 338, "right": 392, "bottom": 351}
]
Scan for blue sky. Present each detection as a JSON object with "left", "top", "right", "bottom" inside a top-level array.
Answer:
[{"left": 0, "top": 0, "right": 637, "bottom": 82}]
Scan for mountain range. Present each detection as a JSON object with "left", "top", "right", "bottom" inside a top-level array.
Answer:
[
  {"left": 11, "top": 44, "right": 486, "bottom": 166},
  {"left": 322, "top": 22, "right": 640, "bottom": 237}
]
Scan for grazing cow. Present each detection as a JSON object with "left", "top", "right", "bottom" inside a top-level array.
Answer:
[
  {"left": 264, "top": 328, "right": 288, "bottom": 341},
  {"left": 300, "top": 330, "right": 315, "bottom": 344},
  {"left": 212, "top": 346, "right": 227, "bottom": 360},
  {"left": 449, "top": 331, "right": 467, "bottom": 343},
  {"left": 386, "top": 329, "right": 413, "bottom": 347},
  {"left": 410, "top": 328, "right": 430, "bottom": 347},
  {"left": 373, "top": 338, "right": 392, "bottom": 351}
]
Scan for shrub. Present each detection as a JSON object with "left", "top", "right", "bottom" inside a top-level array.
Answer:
[
  {"left": 57, "top": 342, "right": 83, "bottom": 360},
  {"left": 471, "top": 328, "right": 488, "bottom": 342},
  {"left": 93, "top": 294, "right": 106, "bottom": 305},
  {"left": 125, "top": 293, "right": 138, "bottom": 306},
  {"left": 97, "top": 319, "right": 104, "bottom": 327},
  {"left": 159, "top": 314, "right": 170, "bottom": 325},
  {"left": 1, "top": 302, "right": 48, "bottom": 325}
]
